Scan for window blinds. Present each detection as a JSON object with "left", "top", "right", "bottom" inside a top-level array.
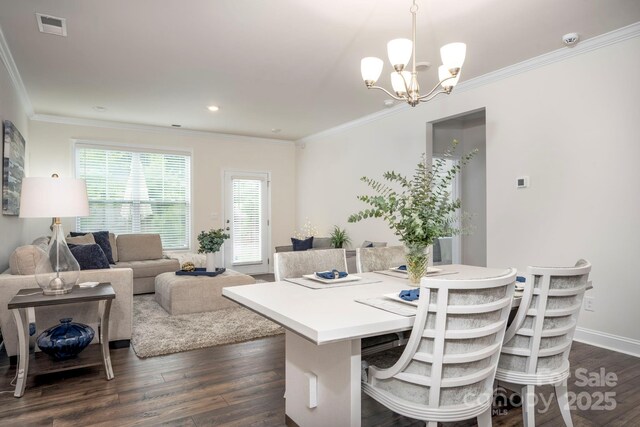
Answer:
[
  {"left": 75, "top": 145, "right": 191, "bottom": 250},
  {"left": 232, "top": 178, "right": 262, "bottom": 263}
]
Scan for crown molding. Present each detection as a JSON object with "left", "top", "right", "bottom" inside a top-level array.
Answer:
[
  {"left": 455, "top": 21, "right": 640, "bottom": 95},
  {"left": 30, "top": 113, "right": 295, "bottom": 146},
  {"left": 298, "top": 21, "right": 640, "bottom": 144},
  {"left": 0, "top": 25, "right": 34, "bottom": 116}
]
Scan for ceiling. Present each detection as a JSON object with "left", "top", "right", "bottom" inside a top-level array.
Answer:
[{"left": 0, "top": 0, "right": 639, "bottom": 141}]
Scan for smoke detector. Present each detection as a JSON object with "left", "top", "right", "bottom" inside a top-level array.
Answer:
[
  {"left": 36, "top": 13, "right": 67, "bottom": 37},
  {"left": 562, "top": 33, "right": 580, "bottom": 47},
  {"left": 415, "top": 62, "right": 431, "bottom": 72}
]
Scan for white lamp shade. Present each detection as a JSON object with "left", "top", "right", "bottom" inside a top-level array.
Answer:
[
  {"left": 438, "top": 65, "right": 460, "bottom": 88},
  {"left": 387, "top": 38, "right": 412, "bottom": 68},
  {"left": 19, "top": 177, "right": 90, "bottom": 218},
  {"left": 391, "top": 71, "right": 411, "bottom": 94},
  {"left": 361, "top": 57, "right": 384, "bottom": 82},
  {"left": 440, "top": 42, "right": 466, "bottom": 71}
]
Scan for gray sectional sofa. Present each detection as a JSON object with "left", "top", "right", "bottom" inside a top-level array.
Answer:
[{"left": 111, "top": 233, "right": 179, "bottom": 294}]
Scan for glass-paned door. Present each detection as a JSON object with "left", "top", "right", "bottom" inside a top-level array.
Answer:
[{"left": 223, "top": 171, "right": 270, "bottom": 274}]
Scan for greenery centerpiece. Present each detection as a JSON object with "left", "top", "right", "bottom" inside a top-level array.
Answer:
[
  {"left": 348, "top": 142, "right": 476, "bottom": 285},
  {"left": 329, "top": 226, "right": 351, "bottom": 249},
  {"left": 197, "top": 228, "right": 230, "bottom": 271}
]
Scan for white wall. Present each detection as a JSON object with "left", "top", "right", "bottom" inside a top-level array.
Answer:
[
  {"left": 295, "top": 118, "right": 426, "bottom": 244},
  {"left": 297, "top": 36, "right": 640, "bottom": 343},
  {"left": 0, "top": 57, "right": 29, "bottom": 271},
  {"left": 26, "top": 120, "right": 297, "bottom": 268}
]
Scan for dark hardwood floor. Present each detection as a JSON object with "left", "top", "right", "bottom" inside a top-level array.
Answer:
[{"left": 0, "top": 337, "right": 637, "bottom": 426}]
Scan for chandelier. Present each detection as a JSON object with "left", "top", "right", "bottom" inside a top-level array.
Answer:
[{"left": 360, "top": 0, "right": 466, "bottom": 107}]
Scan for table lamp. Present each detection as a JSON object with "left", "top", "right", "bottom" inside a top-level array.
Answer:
[{"left": 19, "top": 174, "right": 90, "bottom": 295}]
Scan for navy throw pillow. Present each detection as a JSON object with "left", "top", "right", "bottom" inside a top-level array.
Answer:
[
  {"left": 69, "top": 244, "right": 111, "bottom": 270},
  {"left": 291, "top": 236, "right": 313, "bottom": 251},
  {"left": 71, "top": 231, "right": 115, "bottom": 264}
]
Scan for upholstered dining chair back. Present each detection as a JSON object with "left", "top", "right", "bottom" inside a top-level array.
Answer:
[
  {"left": 363, "top": 268, "right": 516, "bottom": 425},
  {"left": 498, "top": 259, "right": 590, "bottom": 377},
  {"left": 356, "top": 246, "right": 406, "bottom": 273},
  {"left": 273, "top": 249, "right": 347, "bottom": 281},
  {"left": 495, "top": 260, "right": 591, "bottom": 427}
]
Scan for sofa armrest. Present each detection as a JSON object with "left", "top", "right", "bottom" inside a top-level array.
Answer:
[
  {"left": 0, "top": 268, "right": 133, "bottom": 357},
  {"left": 275, "top": 245, "right": 293, "bottom": 253}
]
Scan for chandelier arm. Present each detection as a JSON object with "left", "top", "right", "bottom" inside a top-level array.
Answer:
[
  {"left": 416, "top": 76, "right": 455, "bottom": 100},
  {"left": 367, "top": 85, "right": 406, "bottom": 101},
  {"left": 418, "top": 89, "right": 449, "bottom": 103},
  {"left": 398, "top": 71, "right": 412, "bottom": 96}
]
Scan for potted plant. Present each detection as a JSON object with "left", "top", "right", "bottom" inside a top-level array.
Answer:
[
  {"left": 330, "top": 226, "right": 351, "bottom": 249},
  {"left": 197, "top": 228, "right": 230, "bottom": 272},
  {"left": 348, "top": 142, "right": 476, "bottom": 285}
]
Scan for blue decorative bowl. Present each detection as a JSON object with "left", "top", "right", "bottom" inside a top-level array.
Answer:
[{"left": 36, "top": 318, "right": 95, "bottom": 360}]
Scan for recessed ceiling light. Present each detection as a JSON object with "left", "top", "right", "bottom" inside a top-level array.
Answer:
[
  {"left": 271, "top": 128, "right": 282, "bottom": 133},
  {"left": 171, "top": 124, "right": 182, "bottom": 128},
  {"left": 93, "top": 106, "right": 107, "bottom": 112},
  {"left": 415, "top": 61, "right": 431, "bottom": 72},
  {"left": 383, "top": 99, "right": 395, "bottom": 108},
  {"left": 207, "top": 105, "right": 220, "bottom": 112}
]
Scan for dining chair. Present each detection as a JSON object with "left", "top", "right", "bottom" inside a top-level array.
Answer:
[
  {"left": 356, "top": 245, "right": 406, "bottom": 273},
  {"left": 274, "top": 247, "right": 404, "bottom": 355},
  {"left": 495, "top": 259, "right": 591, "bottom": 427},
  {"left": 273, "top": 248, "right": 347, "bottom": 281},
  {"left": 355, "top": 245, "right": 412, "bottom": 355},
  {"left": 362, "top": 268, "right": 517, "bottom": 426}
]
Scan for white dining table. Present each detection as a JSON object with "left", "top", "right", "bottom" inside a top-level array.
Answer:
[{"left": 222, "top": 264, "right": 512, "bottom": 427}]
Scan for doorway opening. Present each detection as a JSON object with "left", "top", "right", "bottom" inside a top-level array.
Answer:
[{"left": 431, "top": 109, "right": 486, "bottom": 266}]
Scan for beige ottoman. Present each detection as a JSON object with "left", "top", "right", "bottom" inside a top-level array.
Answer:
[{"left": 155, "top": 270, "right": 256, "bottom": 315}]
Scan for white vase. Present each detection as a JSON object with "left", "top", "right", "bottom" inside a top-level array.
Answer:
[{"left": 205, "top": 252, "right": 216, "bottom": 272}]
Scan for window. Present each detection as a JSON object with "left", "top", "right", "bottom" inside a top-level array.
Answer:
[
  {"left": 75, "top": 143, "right": 191, "bottom": 250},
  {"left": 231, "top": 178, "right": 263, "bottom": 264}
]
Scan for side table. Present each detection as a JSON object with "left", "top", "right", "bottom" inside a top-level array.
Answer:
[{"left": 7, "top": 283, "right": 116, "bottom": 397}]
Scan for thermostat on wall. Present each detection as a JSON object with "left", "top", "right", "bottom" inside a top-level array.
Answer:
[{"left": 517, "top": 176, "right": 529, "bottom": 188}]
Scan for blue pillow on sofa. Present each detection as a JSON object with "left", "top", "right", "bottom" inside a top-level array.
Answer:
[
  {"left": 70, "top": 231, "right": 115, "bottom": 264},
  {"left": 68, "top": 243, "right": 111, "bottom": 270},
  {"left": 291, "top": 236, "right": 313, "bottom": 251}
]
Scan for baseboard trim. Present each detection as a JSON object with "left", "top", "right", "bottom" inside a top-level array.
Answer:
[{"left": 574, "top": 327, "right": 640, "bottom": 358}]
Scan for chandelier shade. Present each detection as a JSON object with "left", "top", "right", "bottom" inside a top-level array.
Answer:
[
  {"left": 438, "top": 65, "right": 461, "bottom": 88},
  {"left": 360, "top": 0, "right": 467, "bottom": 107},
  {"left": 441, "top": 42, "right": 467, "bottom": 73},
  {"left": 391, "top": 71, "right": 411, "bottom": 95},
  {"left": 361, "top": 57, "right": 384, "bottom": 83},
  {"left": 387, "top": 38, "right": 413, "bottom": 70}
]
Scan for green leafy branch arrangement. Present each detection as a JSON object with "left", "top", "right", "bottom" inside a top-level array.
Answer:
[
  {"left": 347, "top": 141, "right": 477, "bottom": 247},
  {"left": 197, "top": 228, "right": 230, "bottom": 254}
]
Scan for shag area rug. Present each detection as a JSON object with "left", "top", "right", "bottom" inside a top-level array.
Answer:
[{"left": 131, "top": 294, "right": 284, "bottom": 358}]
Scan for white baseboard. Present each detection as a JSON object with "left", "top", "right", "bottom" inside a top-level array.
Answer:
[{"left": 573, "top": 327, "right": 640, "bottom": 358}]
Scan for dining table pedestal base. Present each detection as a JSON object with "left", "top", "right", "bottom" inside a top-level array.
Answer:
[{"left": 285, "top": 330, "right": 362, "bottom": 427}]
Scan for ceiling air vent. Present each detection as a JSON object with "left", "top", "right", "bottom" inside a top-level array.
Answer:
[{"left": 36, "top": 13, "right": 67, "bottom": 37}]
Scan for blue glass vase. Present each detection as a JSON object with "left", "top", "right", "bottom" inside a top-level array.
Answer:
[{"left": 36, "top": 318, "right": 95, "bottom": 360}]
